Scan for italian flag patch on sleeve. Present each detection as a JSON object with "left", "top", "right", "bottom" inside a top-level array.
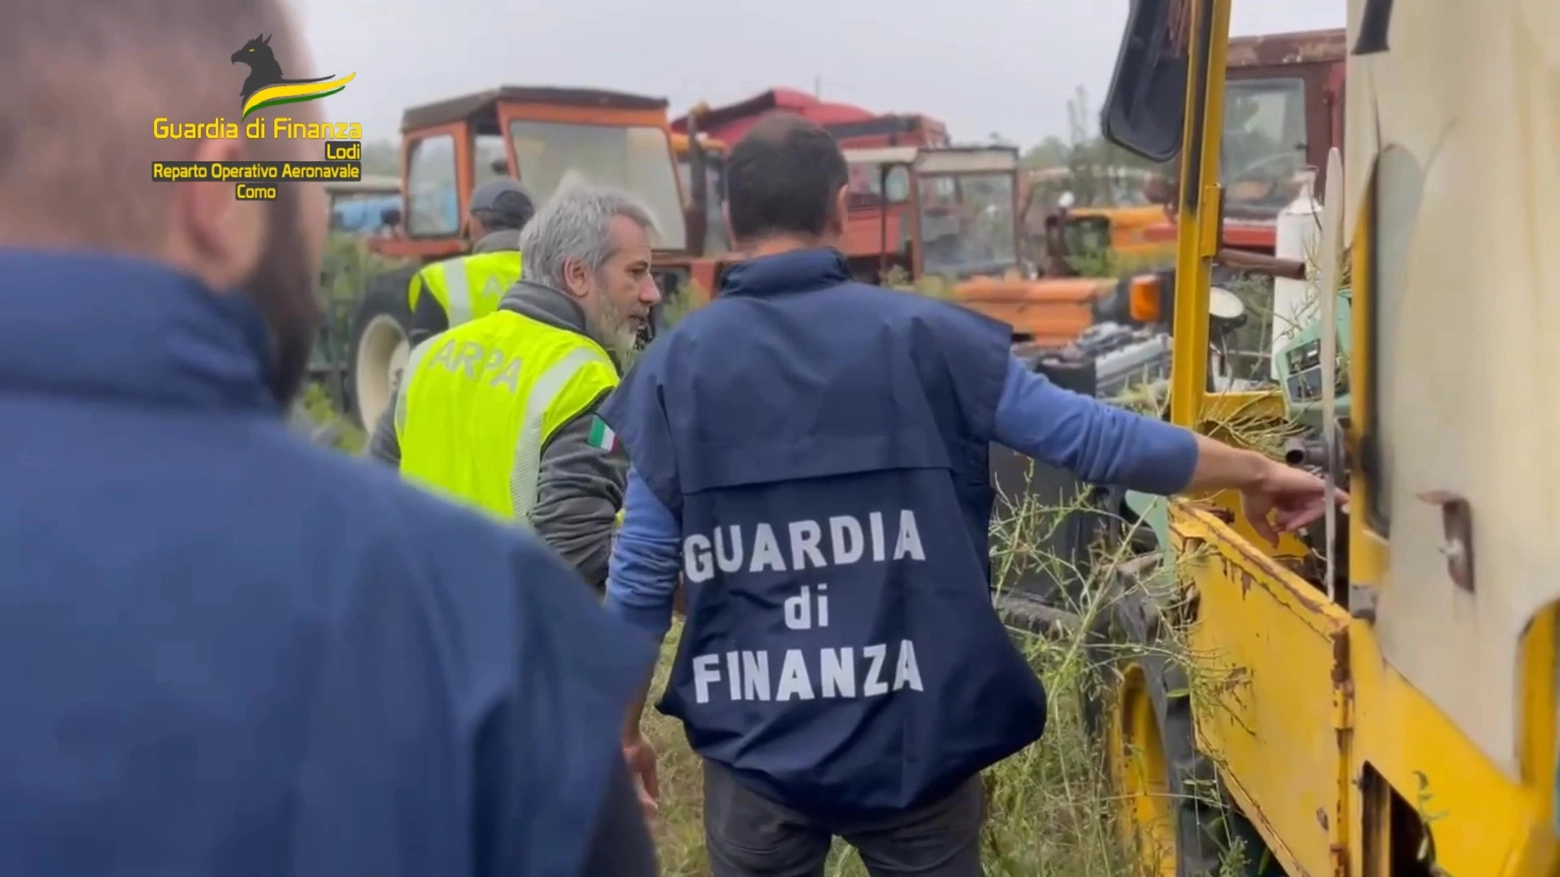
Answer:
[{"left": 587, "top": 415, "right": 619, "bottom": 452}]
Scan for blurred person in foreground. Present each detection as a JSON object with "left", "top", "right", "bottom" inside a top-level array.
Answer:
[
  {"left": 0, "top": 1, "right": 655, "bottom": 874},
  {"left": 598, "top": 114, "right": 1342, "bottom": 876}
]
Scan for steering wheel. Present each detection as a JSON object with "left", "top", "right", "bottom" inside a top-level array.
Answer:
[{"left": 1226, "top": 151, "right": 1302, "bottom": 184}]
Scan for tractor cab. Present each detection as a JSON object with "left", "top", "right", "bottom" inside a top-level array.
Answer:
[
  {"left": 909, "top": 147, "right": 1023, "bottom": 282},
  {"left": 842, "top": 144, "right": 1023, "bottom": 284},
  {"left": 846, "top": 145, "right": 1154, "bottom": 352},
  {"left": 371, "top": 86, "right": 691, "bottom": 264},
  {"left": 1136, "top": 27, "right": 1348, "bottom": 254},
  {"left": 346, "top": 85, "right": 710, "bottom": 431},
  {"left": 1220, "top": 28, "right": 1346, "bottom": 223}
]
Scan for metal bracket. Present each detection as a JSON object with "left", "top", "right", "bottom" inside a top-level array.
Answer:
[
  {"left": 1417, "top": 490, "right": 1475, "bottom": 591},
  {"left": 1349, "top": 583, "right": 1378, "bottom": 622}
]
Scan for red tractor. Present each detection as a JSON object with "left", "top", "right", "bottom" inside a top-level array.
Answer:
[
  {"left": 1141, "top": 27, "right": 1347, "bottom": 254},
  {"left": 671, "top": 89, "right": 949, "bottom": 280}
]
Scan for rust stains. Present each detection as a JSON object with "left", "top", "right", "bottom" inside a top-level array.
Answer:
[
  {"left": 1330, "top": 628, "right": 1349, "bottom": 686},
  {"left": 1218, "top": 529, "right": 1334, "bottom": 617},
  {"left": 1227, "top": 28, "right": 1347, "bottom": 68}
]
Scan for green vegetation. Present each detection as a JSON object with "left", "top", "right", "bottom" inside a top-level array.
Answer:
[
  {"left": 640, "top": 464, "right": 1290, "bottom": 875},
  {"left": 360, "top": 140, "right": 400, "bottom": 177},
  {"left": 307, "top": 118, "right": 1331, "bottom": 877}
]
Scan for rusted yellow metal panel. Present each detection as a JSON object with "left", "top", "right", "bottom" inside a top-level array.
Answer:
[{"left": 1172, "top": 505, "right": 1349, "bottom": 876}]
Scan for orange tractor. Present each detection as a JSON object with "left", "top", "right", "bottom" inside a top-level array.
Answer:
[
  {"left": 345, "top": 85, "right": 734, "bottom": 429},
  {"left": 340, "top": 86, "right": 1173, "bottom": 431}
]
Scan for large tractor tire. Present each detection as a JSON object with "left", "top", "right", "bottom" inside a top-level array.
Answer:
[
  {"left": 347, "top": 265, "right": 419, "bottom": 431},
  {"left": 1083, "top": 554, "right": 1229, "bottom": 877}
]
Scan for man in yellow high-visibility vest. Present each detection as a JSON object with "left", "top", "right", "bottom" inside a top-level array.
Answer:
[
  {"left": 367, "top": 177, "right": 534, "bottom": 465},
  {"left": 404, "top": 176, "right": 534, "bottom": 341},
  {"left": 389, "top": 186, "right": 662, "bottom": 591}
]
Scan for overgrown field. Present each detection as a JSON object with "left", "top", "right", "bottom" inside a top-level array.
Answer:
[{"left": 637, "top": 483, "right": 1258, "bottom": 877}]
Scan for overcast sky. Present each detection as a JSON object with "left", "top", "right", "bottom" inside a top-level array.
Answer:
[{"left": 293, "top": 0, "right": 1343, "bottom": 148}]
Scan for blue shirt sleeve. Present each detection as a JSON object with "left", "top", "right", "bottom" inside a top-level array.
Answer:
[
  {"left": 603, "top": 467, "right": 682, "bottom": 642},
  {"left": 991, "top": 354, "right": 1199, "bottom": 495}
]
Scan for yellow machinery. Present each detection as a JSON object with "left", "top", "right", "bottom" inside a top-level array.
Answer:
[{"left": 1090, "top": 0, "right": 1560, "bottom": 873}]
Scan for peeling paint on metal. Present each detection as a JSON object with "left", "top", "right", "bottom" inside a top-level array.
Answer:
[{"left": 1227, "top": 28, "right": 1348, "bottom": 68}]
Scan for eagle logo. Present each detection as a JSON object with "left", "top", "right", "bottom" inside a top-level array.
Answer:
[{"left": 230, "top": 34, "right": 355, "bottom": 119}]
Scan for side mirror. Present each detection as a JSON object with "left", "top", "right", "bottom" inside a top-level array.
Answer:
[
  {"left": 1100, "top": 0, "right": 1190, "bottom": 163},
  {"left": 381, "top": 206, "right": 403, "bottom": 229}
]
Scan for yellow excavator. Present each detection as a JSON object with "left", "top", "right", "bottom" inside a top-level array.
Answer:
[{"left": 1087, "top": 0, "right": 1560, "bottom": 873}]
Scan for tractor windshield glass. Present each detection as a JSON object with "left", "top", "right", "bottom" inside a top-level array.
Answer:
[
  {"left": 508, "top": 120, "right": 688, "bottom": 251},
  {"left": 848, "top": 164, "right": 910, "bottom": 203},
  {"left": 1222, "top": 77, "right": 1308, "bottom": 215},
  {"left": 918, "top": 172, "right": 1017, "bottom": 279},
  {"left": 677, "top": 154, "right": 729, "bottom": 254}
]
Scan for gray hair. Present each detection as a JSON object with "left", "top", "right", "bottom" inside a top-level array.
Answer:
[{"left": 519, "top": 185, "right": 657, "bottom": 290}]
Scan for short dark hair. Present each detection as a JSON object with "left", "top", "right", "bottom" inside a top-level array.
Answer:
[{"left": 725, "top": 114, "right": 849, "bottom": 242}]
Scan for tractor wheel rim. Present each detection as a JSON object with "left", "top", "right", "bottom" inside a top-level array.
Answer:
[
  {"left": 354, "top": 315, "right": 409, "bottom": 429},
  {"left": 1108, "top": 663, "right": 1178, "bottom": 877}
]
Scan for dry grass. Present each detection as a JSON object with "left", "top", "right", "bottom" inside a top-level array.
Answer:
[
  {"left": 308, "top": 241, "right": 1319, "bottom": 873},
  {"left": 638, "top": 622, "right": 1132, "bottom": 877},
  {"left": 634, "top": 482, "right": 1268, "bottom": 876},
  {"left": 629, "top": 364, "right": 1312, "bottom": 875}
]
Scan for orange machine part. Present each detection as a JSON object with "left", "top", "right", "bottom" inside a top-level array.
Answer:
[{"left": 953, "top": 276, "right": 1114, "bottom": 347}]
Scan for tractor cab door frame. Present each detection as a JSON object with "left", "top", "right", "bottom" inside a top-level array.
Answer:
[
  {"left": 392, "top": 121, "right": 473, "bottom": 261},
  {"left": 842, "top": 146, "right": 917, "bottom": 280},
  {"left": 1101, "top": 0, "right": 1229, "bottom": 426}
]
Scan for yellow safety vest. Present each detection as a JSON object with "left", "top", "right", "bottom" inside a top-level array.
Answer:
[
  {"left": 407, "top": 250, "right": 522, "bottom": 327},
  {"left": 395, "top": 310, "right": 618, "bottom": 521}
]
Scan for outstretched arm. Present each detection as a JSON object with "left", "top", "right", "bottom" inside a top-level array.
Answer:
[
  {"left": 991, "top": 355, "right": 1199, "bottom": 494},
  {"left": 991, "top": 355, "right": 1339, "bottom": 540}
]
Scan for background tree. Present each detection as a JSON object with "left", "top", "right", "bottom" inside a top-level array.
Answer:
[{"left": 360, "top": 140, "right": 399, "bottom": 177}]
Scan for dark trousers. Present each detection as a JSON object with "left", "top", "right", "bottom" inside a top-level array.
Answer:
[{"left": 701, "top": 760, "right": 984, "bottom": 877}]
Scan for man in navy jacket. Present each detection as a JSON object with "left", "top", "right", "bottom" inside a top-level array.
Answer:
[
  {"left": 601, "top": 114, "right": 1339, "bottom": 876},
  {"left": 0, "top": 2, "right": 655, "bottom": 874}
]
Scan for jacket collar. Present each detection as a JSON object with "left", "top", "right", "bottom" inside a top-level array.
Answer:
[
  {"left": 472, "top": 229, "right": 520, "bottom": 254},
  {"left": 718, "top": 248, "right": 852, "bottom": 298},
  {"left": 0, "top": 249, "right": 277, "bottom": 412},
  {"left": 499, "top": 280, "right": 621, "bottom": 370}
]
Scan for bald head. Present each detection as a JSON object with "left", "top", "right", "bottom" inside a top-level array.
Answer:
[
  {"left": 0, "top": 0, "right": 307, "bottom": 249},
  {"left": 725, "top": 113, "right": 849, "bottom": 248}
]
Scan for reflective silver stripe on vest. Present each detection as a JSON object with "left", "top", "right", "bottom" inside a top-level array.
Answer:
[
  {"left": 438, "top": 258, "right": 474, "bottom": 325},
  {"left": 509, "top": 346, "right": 614, "bottom": 522},
  {"left": 393, "top": 336, "right": 439, "bottom": 437}
]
